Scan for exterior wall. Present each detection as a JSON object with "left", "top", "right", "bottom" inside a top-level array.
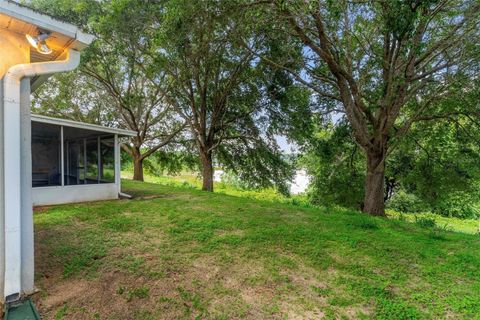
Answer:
[
  {"left": 32, "top": 183, "right": 119, "bottom": 206},
  {"left": 0, "top": 31, "right": 30, "bottom": 78}
]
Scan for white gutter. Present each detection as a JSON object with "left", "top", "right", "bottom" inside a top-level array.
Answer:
[{"left": 2, "top": 48, "right": 80, "bottom": 300}]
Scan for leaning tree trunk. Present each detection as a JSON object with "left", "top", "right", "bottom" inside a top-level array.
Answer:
[
  {"left": 132, "top": 150, "right": 144, "bottom": 181},
  {"left": 363, "top": 150, "right": 387, "bottom": 216},
  {"left": 200, "top": 151, "right": 214, "bottom": 192}
]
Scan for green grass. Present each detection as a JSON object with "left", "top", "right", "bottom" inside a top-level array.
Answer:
[
  {"left": 33, "top": 178, "right": 480, "bottom": 319},
  {"left": 124, "top": 170, "right": 480, "bottom": 234},
  {"left": 387, "top": 210, "right": 480, "bottom": 235}
]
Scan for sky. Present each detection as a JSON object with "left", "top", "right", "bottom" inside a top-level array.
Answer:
[{"left": 275, "top": 135, "right": 297, "bottom": 154}]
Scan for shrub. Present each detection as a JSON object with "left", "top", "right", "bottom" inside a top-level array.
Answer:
[
  {"left": 387, "top": 190, "right": 427, "bottom": 213},
  {"left": 432, "top": 193, "right": 480, "bottom": 219},
  {"left": 388, "top": 190, "right": 480, "bottom": 220}
]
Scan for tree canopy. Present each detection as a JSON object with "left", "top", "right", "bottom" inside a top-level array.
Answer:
[
  {"left": 253, "top": 0, "right": 480, "bottom": 215},
  {"left": 31, "top": 0, "right": 185, "bottom": 181}
]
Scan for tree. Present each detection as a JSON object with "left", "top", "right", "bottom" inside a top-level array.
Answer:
[
  {"left": 32, "top": 71, "right": 111, "bottom": 125},
  {"left": 153, "top": 0, "right": 294, "bottom": 192},
  {"left": 386, "top": 80, "right": 480, "bottom": 218},
  {"left": 303, "top": 115, "right": 480, "bottom": 217},
  {"left": 302, "top": 76, "right": 480, "bottom": 217},
  {"left": 258, "top": 0, "right": 480, "bottom": 215},
  {"left": 31, "top": 0, "right": 185, "bottom": 181}
]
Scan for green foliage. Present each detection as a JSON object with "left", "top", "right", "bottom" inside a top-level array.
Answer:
[
  {"left": 260, "top": 0, "right": 480, "bottom": 215},
  {"left": 305, "top": 111, "right": 480, "bottom": 218},
  {"left": 302, "top": 122, "right": 365, "bottom": 209},
  {"left": 143, "top": 151, "right": 197, "bottom": 177},
  {"left": 432, "top": 192, "right": 480, "bottom": 219},
  {"left": 217, "top": 141, "right": 294, "bottom": 195},
  {"left": 29, "top": 0, "right": 99, "bottom": 27},
  {"left": 153, "top": 0, "right": 298, "bottom": 191},
  {"left": 388, "top": 111, "right": 480, "bottom": 219},
  {"left": 216, "top": 171, "right": 250, "bottom": 190},
  {"left": 387, "top": 190, "right": 428, "bottom": 214},
  {"left": 415, "top": 216, "right": 437, "bottom": 229}
]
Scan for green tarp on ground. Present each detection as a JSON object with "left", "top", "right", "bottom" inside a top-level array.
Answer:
[{"left": 4, "top": 299, "right": 41, "bottom": 320}]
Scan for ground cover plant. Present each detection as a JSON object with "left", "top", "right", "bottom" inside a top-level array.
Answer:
[{"left": 33, "top": 179, "right": 480, "bottom": 319}]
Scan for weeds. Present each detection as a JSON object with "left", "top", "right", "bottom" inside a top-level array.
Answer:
[{"left": 415, "top": 216, "right": 437, "bottom": 229}]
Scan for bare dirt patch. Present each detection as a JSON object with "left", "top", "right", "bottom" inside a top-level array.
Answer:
[
  {"left": 33, "top": 206, "right": 53, "bottom": 214},
  {"left": 35, "top": 270, "right": 187, "bottom": 320}
]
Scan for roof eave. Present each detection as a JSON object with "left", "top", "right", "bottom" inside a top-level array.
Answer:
[
  {"left": 0, "top": 0, "right": 94, "bottom": 48},
  {"left": 0, "top": 0, "right": 96, "bottom": 91},
  {"left": 31, "top": 114, "right": 136, "bottom": 137}
]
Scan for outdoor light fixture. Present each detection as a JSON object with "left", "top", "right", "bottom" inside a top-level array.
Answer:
[{"left": 25, "top": 32, "right": 52, "bottom": 55}]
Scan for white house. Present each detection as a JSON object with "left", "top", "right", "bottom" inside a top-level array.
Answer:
[{"left": 0, "top": 0, "right": 99, "bottom": 304}]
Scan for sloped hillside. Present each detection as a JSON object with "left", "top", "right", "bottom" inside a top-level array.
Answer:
[{"left": 33, "top": 180, "right": 480, "bottom": 319}]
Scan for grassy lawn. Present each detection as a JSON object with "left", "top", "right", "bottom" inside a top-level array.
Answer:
[
  {"left": 387, "top": 211, "right": 480, "bottom": 235},
  {"left": 125, "top": 170, "right": 480, "bottom": 235},
  {"left": 121, "top": 171, "right": 311, "bottom": 205},
  {"left": 33, "top": 179, "right": 480, "bottom": 319}
]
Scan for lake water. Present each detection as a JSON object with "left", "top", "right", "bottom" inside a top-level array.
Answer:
[
  {"left": 289, "top": 170, "right": 310, "bottom": 194},
  {"left": 214, "top": 169, "right": 310, "bottom": 194}
]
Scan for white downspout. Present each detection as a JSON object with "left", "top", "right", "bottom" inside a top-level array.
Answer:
[{"left": 2, "top": 49, "right": 80, "bottom": 300}]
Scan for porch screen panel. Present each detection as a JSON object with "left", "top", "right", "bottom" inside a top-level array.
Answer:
[
  {"left": 65, "top": 140, "right": 85, "bottom": 185},
  {"left": 62, "top": 125, "right": 118, "bottom": 185},
  {"left": 86, "top": 139, "right": 99, "bottom": 183},
  {"left": 100, "top": 137, "right": 115, "bottom": 183},
  {"left": 32, "top": 122, "right": 61, "bottom": 187}
]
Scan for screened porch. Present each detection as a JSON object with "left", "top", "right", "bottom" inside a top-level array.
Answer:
[
  {"left": 30, "top": 115, "right": 135, "bottom": 206},
  {"left": 32, "top": 122, "right": 116, "bottom": 187}
]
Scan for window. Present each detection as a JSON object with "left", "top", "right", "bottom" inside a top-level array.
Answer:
[{"left": 63, "top": 132, "right": 116, "bottom": 185}]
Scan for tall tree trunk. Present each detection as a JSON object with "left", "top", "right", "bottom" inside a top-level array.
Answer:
[
  {"left": 133, "top": 150, "right": 144, "bottom": 181},
  {"left": 200, "top": 151, "right": 214, "bottom": 192},
  {"left": 363, "top": 150, "right": 386, "bottom": 216}
]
